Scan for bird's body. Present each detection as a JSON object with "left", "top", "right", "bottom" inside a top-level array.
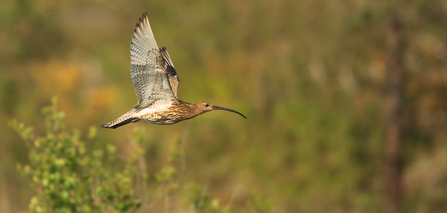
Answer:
[{"left": 102, "top": 13, "right": 245, "bottom": 129}]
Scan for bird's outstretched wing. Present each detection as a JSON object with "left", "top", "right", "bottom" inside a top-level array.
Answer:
[{"left": 130, "top": 13, "right": 176, "bottom": 109}]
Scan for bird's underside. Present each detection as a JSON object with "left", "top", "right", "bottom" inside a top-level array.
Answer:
[{"left": 101, "top": 13, "right": 246, "bottom": 129}]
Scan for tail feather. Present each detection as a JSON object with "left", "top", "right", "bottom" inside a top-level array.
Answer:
[
  {"left": 101, "top": 108, "right": 139, "bottom": 129},
  {"left": 101, "top": 118, "right": 139, "bottom": 129}
]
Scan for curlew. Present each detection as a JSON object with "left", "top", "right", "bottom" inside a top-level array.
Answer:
[{"left": 101, "top": 13, "right": 246, "bottom": 129}]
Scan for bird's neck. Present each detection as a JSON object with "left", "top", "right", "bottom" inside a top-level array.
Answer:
[{"left": 175, "top": 101, "right": 204, "bottom": 119}]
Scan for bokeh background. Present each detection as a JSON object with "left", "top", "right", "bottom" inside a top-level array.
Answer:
[{"left": 1, "top": 0, "right": 447, "bottom": 212}]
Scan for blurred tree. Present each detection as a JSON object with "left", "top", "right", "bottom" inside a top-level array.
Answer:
[{"left": 384, "top": 3, "right": 405, "bottom": 213}]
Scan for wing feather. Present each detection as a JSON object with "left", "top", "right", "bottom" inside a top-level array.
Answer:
[
  {"left": 160, "top": 47, "right": 180, "bottom": 99},
  {"left": 130, "top": 13, "right": 176, "bottom": 108}
]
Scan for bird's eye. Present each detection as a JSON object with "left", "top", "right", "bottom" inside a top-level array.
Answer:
[{"left": 205, "top": 103, "right": 210, "bottom": 107}]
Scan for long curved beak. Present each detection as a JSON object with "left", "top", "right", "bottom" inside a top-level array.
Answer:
[{"left": 212, "top": 105, "right": 246, "bottom": 119}]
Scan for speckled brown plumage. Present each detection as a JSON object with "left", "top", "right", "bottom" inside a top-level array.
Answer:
[
  {"left": 140, "top": 101, "right": 198, "bottom": 124},
  {"left": 101, "top": 13, "right": 245, "bottom": 129}
]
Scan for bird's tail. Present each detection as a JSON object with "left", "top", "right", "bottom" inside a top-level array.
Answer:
[{"left": 101, "top": 108, "right": 140, "bottom": 129}]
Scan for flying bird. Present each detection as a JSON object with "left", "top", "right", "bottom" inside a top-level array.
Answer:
[{"left": 102, "top": 13, "right": 246, "bottom": 129}]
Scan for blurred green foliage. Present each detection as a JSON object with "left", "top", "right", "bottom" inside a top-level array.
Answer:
[
  {"left": 1, "top": 0, "right": 447, "bottom": 212},
  {"left": 10, "top": 99, "right": 141, "bottom": 212}
]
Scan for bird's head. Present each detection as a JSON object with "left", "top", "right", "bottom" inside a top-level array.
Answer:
[{"left": 195, "top": 102, "right": 246, "bottom": 119}]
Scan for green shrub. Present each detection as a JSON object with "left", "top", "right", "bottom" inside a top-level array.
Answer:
[{"left": 9, "top": 98, "right": 141, "bottom": 213}]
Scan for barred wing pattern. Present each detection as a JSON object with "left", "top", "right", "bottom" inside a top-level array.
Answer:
[
  {"left": 160, "top": 47, "right": 180, "bottom": 99},
  {"left": 130, "top": 13, "right": 176, "bottom": 108}
]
